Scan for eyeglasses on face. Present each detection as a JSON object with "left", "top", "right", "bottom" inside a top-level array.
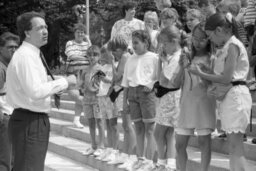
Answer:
[{"left": 6, "top": 45, "right": 18, "bottom": 50}]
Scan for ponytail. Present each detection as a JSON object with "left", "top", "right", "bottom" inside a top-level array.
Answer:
[{"left": 225, "top": 13, "right": 240, "bottom": 40}]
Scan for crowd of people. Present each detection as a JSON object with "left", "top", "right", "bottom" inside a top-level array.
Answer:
[{"left": 0, "top": 0, "right": 256, "bottom": 171}]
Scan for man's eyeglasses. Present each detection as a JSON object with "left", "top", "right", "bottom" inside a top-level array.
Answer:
[{"left": 6, "top": 45, "right": 18, "bottom": 50}]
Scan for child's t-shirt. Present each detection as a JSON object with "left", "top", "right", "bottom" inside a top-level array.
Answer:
[
  {"left": 81, "top": 64, "right": 101, "bottom": 104},
  {"left": 97, "top": 64, "right": 113, "bottom": 97},
  {"left": 121, "top": 51, "right": 158, "bottom": 89}
]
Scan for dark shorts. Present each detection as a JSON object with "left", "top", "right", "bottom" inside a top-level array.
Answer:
[{"left": 128, "top": 86, "right": 156, "bottom": 123}]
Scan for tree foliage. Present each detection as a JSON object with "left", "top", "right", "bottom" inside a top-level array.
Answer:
[{"left": 0, "top": 0, "right": 213, "bottom": 67}]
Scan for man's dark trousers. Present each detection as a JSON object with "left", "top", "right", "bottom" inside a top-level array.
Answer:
[
  {"left": 0, "top": 114, "right": 11, "bottom": 171},
  {"left": 8, "top": 108, "right": 50, "bottom": 171}
]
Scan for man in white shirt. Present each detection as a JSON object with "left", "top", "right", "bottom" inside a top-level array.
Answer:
[
  {"left": 0, "top": 32, "right": 19, "bottom": 171},
  {"left": 6, "top": 11, "right": 76, "bottom": 171}
]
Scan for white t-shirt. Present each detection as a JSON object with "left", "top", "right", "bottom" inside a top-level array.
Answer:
[{"left": 122, "top": 51, "right": 158, "bottom": 89}]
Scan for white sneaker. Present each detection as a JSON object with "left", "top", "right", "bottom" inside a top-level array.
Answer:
[
  {"left": 132, "top": 158, "right": 145, "bottom": 170},
  {"left": 96, "top": 148, "right": 110, "bottom": 160},
  {"left": 118, "top": 155, "right": 136, "bottom": 168},
  {"left": 73, "top": 120, "right": 84, "bottom": 128},
  {"left": 108, "top": 152, "right": 127, "bottom": 165},
  {"left": 93, "top": 148, "right": 104, "bottom": 157},
  {"left": 82, "top": 147, "right": 95, "bottom": 156},
  {"left": 102, "top": 150, "right": 116, "bottom": 162},
  {"left": 136, "top": 160, "right": 155, "bottom": 171}
]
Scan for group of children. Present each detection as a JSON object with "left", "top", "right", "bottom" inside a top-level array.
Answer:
[{"left": 67, "top": 1, "right": 255, "bottom": 171}]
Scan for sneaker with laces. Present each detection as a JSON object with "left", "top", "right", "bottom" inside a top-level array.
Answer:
[
  {"left": 152, "top": 165, "right": 166, "bottom": 171},
  {"left": 82, "top": 147, "right": 95, "bottom": 156},
  {"left": 102, "top": 150, "right": 116, "bottom": 162},
  {"left": 73, "top": 120, "right": 84, "bottom": 129},
  {"left": 93, "top": 148, "right": 104, "bottom": 157},
  {"left": 136, "top": 160, "right": 155, "bottom": 171},
  {"left": 108, "top": 152, "right": 127, "bottom": 165},
  {"left": 132, "top": 159, "right": 145, "bottom": 170},
  {"left": 118, "top": 156, "right": 136, "bottom": 170},
  {"left": 165, "top": 166, "right": 176, "bottom": 171},
  {"left": 96, "top": 148, "right": 110, "bottom": 160}
]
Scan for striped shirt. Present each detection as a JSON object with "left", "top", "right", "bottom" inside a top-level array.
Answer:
[
  {"left": 65, "top": 40, "right": 90, "bottom": 66},
  {"left": 237, "top": 21, "right": 249, "bottom": 47},
  {"left": 244, "top": 0, "right": 256, "bottom": 27}
]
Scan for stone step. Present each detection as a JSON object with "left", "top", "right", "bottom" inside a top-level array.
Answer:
[
  {"left": 49, "top": 118, "right": 256, "bottom": 162},
  {"left": 48, "top": 133, "right": 124, "bottom": 171},
  {"left": 58, "top": 94, "right": 256, "bottom": 118},
  {"left": 45, "top": 151, "right": 98, "bottom": 171},
  {"left": 50, "top": 118, "right": 123, "bottom": 146},
  {"left": 55, "top": 100, "right": 75, "bottom": 111},
  {"left": 48, "top": 132, "right": 256, "bottom": 171},
  {"left": 49, "top": 106, "right": 256, "bottom": 138},
  {"left": 60, "top": 93, "right": 74, "bottom": 101},
  {"left": 50, "top": 108, "right": 77, "bottom": 122}
]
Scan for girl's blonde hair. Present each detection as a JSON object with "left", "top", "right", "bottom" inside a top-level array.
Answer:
[
  {"left": 144, "top": 11, "right": 159, "bottom": 30},
  {"left": 160, "top": 8, "right": 182, "bottom": 28},
  {"left": 159, "top": 0, "right": 172, "bottom": 8},
  {"left": 186, "top": 9, "right": 203, "bottom": 21}
]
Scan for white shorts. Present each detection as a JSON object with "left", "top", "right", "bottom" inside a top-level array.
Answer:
[{"left": 218, "top": 85, "right": 252, "bottom": 134}]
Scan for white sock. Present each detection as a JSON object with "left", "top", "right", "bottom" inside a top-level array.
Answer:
[
  {"left": 158, "top": 159, "right": 167, "bottom": 166},
  {"left": 73, "top": 116, "right": 80, "bottom": 122},
  {"left": 167, "top": 158, "right": 176, "bottom": 169}
]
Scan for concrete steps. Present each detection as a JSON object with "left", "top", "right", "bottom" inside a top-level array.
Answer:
[
  {"left": 45, "top": 151, "right": 98, "bottom": 171},
  {"left": 49, "top": 117, "right": 256, "bottom": 162},
  {"left": 48, "top": 132, "right": 256, "bottom": 171},
  {"left": 49, "top": 105, "right": 256, "bottom": 137},
  {"left": 46, "top": 94, "right": 256, "bottom": 170}
]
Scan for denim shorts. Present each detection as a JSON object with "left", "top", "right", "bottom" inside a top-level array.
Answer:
[
  {"left": 83, "top": 104, "right": 101, "bottom": 119},
  {"left": 128, "top": 86, "right": 156, "bottom": 123}
]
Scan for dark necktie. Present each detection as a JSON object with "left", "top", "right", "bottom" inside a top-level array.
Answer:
[{"left": 40, "top": 52, "right": 60, "bottom": 109}]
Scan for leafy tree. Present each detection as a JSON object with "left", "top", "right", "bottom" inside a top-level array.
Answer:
[{"left": 0, "top": 0, "right": 215, "bottom": 68}]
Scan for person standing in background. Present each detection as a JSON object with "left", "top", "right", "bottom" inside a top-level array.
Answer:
[
  {"left": 6, "top": 11, "right": 76, "bottom": 171},
  {"left": 65, "top": 23, "right": 91, "bottom": 128},
  {"left": 0, "top": 32, "right": 20, "bottom": 171},
  {"left": 110, "top": 1, "right": 144, "bottom": 50}
]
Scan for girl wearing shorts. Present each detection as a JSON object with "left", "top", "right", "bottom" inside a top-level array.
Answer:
[
  {"left": 107, "top": 35, "right": 137, "bottom": 168},
  {"left": 153, "top": 25, "right": 182, "bottom": 171},
  {"left": 79, "top": 45, "right": 105, "bottom": 156},
  {"left": 93, "top": 46, "right": 120, "bottom": 162},
  {"left": 189, "top": 13, "right": 252, "bottom": 171},
  {"left": 176, "top": 23, "right": 216, "bottom": 171},
  {"left": 122, "top": 30, "right": 158, "bottom": 171}
]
